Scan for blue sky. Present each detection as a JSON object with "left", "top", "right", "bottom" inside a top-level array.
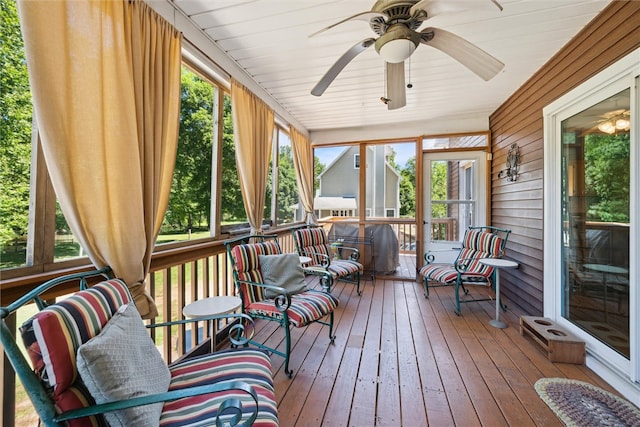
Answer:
[{"left": 315, "top": 143, "right": 415, "bottom": 169}]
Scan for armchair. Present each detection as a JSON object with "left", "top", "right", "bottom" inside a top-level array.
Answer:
[
  {"left": 224, "top": 235, "right": 338, "bottom": 378},
  {"left": 292, "top": 226, "right": 364, "bottom": 295},
  {"left": 419, "top": 226, "right": 511, "bottom": 315},
  {"left": 0, "top": 268, "right": 278, "bottom": 427}
]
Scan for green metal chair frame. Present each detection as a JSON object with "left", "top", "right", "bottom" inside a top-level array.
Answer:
[
  {"left": 0, "top": 267, "right": 263, "bottom": 427},
  {"left": 292, "top": 225, "right": 364, "bottom": 295},
  {"left": 420, "top": 226, "right": 511, "bottom": 315},
  {"left": 224, "top": 234, "right": 337, "bottom": 378}
]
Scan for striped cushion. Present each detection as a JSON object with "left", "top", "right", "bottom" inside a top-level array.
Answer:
[
  {"left": 246, "top": 289, "right": 338, "bottom": 327},
  {"left": 420, "top": 229, "right": 503, "bottom": 284},
  {"left": 231, "top": 241, "right": 282, "bottom": 306},
  {"left": 27, "top": 279, "right": 131, "bottom": 427},
  {"left": 328, "top": 259, "right": 363, "bottom": 278},
  {"left": 160, "top": 349, "right": 278, "bottom": 427},
  {"left": 294, "top": 228, "right": 331, "bottom": 264}
]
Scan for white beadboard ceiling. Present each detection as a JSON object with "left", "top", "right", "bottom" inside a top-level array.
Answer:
[{"left": 167, "top": 0, "right": 610, "bottom": 139}]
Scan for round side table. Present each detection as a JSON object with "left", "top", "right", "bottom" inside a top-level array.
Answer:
[
  {"left": 479, "top": 258, "right": 518, "bottom": 329},
  {"left": 183, "top": 296, "right": 242, "bottom": 352}
]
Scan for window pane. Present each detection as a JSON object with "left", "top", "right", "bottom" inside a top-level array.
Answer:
[
  {"left": 314, "top": 146, "right": 358, "bottom": 220},
  {"left": 422, "top": 133, "right": 488, "bottom": 150},
  {"left": 276, "top": 130, "right": 296, "bottom": 225},
  {"left": 1, "top": 0, "right": 32, "bottom": 269},
  {"left": 220, "top": 93, "right": 246, "bottom": 227},
  {"left": 160, "top": 66, "right": 214, "bottom": 244},
  {"left": 365, "top": 142, "right": 414, "bottom": 219}
]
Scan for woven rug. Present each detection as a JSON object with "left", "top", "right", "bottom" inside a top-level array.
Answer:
[{"left": 535, "top": 378, "right": 640, "bottom": 426}]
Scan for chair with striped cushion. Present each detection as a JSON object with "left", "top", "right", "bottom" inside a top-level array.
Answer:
[
  {"left": 419, "top": 226, "right": 511, "bottom": 315},
  {"left": 225, "top": 234, "right": 338, "bottom": 378},
  {"left": 1, "top": 268, "right": 278, "bottom": 427},
  {"left": 292, "top": 226, "right": 364, "bottom": 295}
]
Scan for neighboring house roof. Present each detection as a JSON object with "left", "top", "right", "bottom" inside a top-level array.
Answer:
[{"left": 313, "top": 196, "right": 357, "bottom": 210}]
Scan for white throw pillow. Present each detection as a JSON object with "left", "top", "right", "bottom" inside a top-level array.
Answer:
[
  {"left": 76, "top": 303, "right": 171, "bottom": 427},
  {"left": 259, "top": 253, "right": 307, "bottom": 298}
]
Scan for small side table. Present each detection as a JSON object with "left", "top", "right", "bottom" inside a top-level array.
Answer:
[
  {"left": 183, "top": 296, "right": 242, "bottom": 352},
  {"left": 479, "top": 258, "right": 518, "bottom": 329}
]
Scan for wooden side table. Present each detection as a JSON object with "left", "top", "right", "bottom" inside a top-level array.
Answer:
[
  {"left": 183, "top": 296, "right": 242, "bottom": 352},
  {"left": 479, "top": 258, "right": 518, "bottom": 329}
]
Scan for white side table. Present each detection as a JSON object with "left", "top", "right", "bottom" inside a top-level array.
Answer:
[
  {"left": 479, "top": 258, "right": 518, "bottom": 329},
  {"left": 183, "top": 296, "right": 242, "bottom": 352}
]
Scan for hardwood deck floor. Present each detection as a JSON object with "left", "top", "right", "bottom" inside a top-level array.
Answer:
[{"left": 253, "top": 275, "right": 619, "bottom": 426}]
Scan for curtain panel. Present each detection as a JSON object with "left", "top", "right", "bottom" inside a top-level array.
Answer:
[
  {"left": 18, "top": 0, "right": 182, "bottom": 318},
  {"left": 289, "top": 127, "right": 317, "bottom": 224},
  {"left": 230, "top": 79, "right": 275, "bottom": 234}
]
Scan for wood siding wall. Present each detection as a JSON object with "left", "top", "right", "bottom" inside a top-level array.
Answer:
[{"left": 488, "top": 1, "right": 640, "bottom": 315}]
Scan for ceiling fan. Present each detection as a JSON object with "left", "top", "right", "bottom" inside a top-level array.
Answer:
[{"left": 310, "top": 0, "right": 505, "bottom": 110}]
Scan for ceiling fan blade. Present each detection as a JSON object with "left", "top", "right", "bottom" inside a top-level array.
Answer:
[
  {"left": 421, "top": 27, "right": 504, "bottom": 81},
  {"left": 409, "top": 0, "right": 464, "bottom": 18},
  {"left": 386, "top": 61, "right": 406, "bottom": 110},
  {"left": 309, "top": 11, "right": 386, "bottom": 38},
  {"left": 311, "top": 38, "right": 376, "bottom": 96},
  {"left": 491, "top": 0, "right": 504, "bottom": 11},
  {"left": 411, "top": 0, "right": 503, "bottom": 18}
]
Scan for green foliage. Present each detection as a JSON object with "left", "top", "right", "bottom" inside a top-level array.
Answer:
[
  {"left": 430, "top": 161, "right": 447, "bottom": 218},
  {"left": 314, "top": 155, "right": 325, "bottom": 192},
  {"left": 0, "top": 0, "right": 32, "bottom": 246},
  {"left": 164, "top": 68, "right": 214, "bottom": 231},
  {"left": 399, "top": 156, "right": 416, "bottom": 217},
  {"left": 584, "top": 133, "right": 630, "bottom": 222},
  {"left": 276, "top": 145, "right": 298, "bottom": 224}
]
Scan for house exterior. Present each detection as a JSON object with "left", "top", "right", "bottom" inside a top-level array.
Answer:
[{"left": 313, "top": 145, "right": 401, "bottom": 219}]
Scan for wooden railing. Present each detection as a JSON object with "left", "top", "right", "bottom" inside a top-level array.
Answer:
[{"left": 0, "top": 226, "right": 298, "bottom": 426}]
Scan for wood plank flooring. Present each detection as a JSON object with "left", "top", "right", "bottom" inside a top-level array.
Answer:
[{"left": 251, "top": 275, "right": 620, "bottom": 426}]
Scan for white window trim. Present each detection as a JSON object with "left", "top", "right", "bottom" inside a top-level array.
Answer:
[{"left": 543, "top": 47, "right": 640, "bottom": 405}]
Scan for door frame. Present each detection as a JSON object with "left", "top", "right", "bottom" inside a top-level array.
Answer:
[
  {"left": 543, "top": 47, "right": 639, "bottom": 402},
  {"left": 421, "top": 149, "right": 490, "bottom": 257}
]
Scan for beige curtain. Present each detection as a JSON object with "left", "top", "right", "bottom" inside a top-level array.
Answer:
[
  {"left": 230, "top": 79, "right": 275, "bottom": 234},
  {"left": 290, "top": 126, "right": 317, "bottom": 224},
  {"left": 18, "top": 0, "right": 182, "bottom": 318}
]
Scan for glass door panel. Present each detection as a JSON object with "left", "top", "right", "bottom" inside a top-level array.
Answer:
[
  {"left": 423, "top": 151, "right": 486, "bottom": 264},
  {"left": 561, "top": 89, "right": 630, "bottom": 358}
]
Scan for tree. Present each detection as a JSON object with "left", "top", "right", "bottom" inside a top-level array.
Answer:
[
  {"left": 399, "top": 156, "right": 416, "bottom": 217},
  {"left": 276, "top": 145, "right": 299, "bottom": 224},
  {"left": 0, "top": 0, "right": 32, "bottom": 246},
  {"left": 584, "top": 133, "right": 630, "bottom": 222},
  {"left": 164, "top": 67, "right": 214, "bottom": 231}
]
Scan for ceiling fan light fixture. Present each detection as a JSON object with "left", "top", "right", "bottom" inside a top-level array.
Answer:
[
  {"left": 597, "top": 121, "right": 616, "bottom": 134},
  {"left": 378, "top": 37, "right": 417, "bottom": 63},
  {"left": 615, "top": 118, "right": 630, "bottom": 130}
]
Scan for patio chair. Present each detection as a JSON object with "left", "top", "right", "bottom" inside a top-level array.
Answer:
[
  {"left": 292, "top": 226, "right": 364, "bottom": 295},
  {"left": 0, "top": 267, "right": 278, "bottom": 427},
  {"left": 419, "top": 226, "right": 511, "bottom": 315},
  {"left": 225, "top": 234, "right": 338, "bottom": 378}
]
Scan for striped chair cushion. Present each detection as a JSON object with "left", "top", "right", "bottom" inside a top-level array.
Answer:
[
  {"left": 328, "top": 259, "right": 363, "bottom": 278},
  {"left": 231, "top": 241, "right": 282, "bottom": 306},
  {"left": 23, "top": 278, "right": 131, "bottom": 427},
  {"left": 246, "top": 290, "right": 338, "bottom": 328},
  {"left": 420, "top": 229, "right": 504, "bottom": 284},
  {"left": 160, "top": 349, "right": 278, "bottom": 427},
  {"left": 294, "top": 228, "right": 331, "bottom": 264}
]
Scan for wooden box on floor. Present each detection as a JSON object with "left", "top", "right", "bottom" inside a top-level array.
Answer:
[{"left": 520, "top": 316, "right": 586, "bottom": 364}]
